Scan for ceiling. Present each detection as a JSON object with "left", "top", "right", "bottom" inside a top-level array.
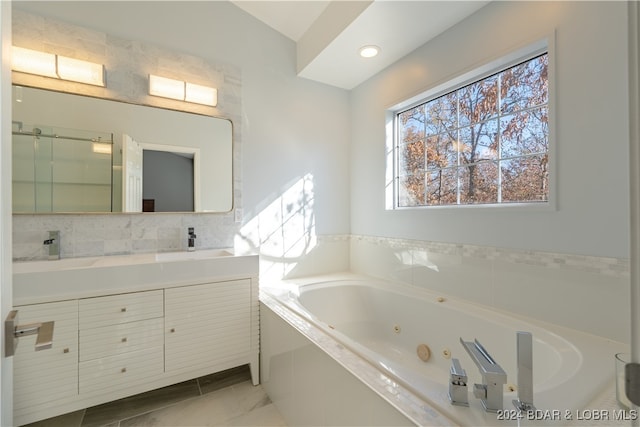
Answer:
[{"left": 232, "top": 0, "right": 490, "bottom": 90}]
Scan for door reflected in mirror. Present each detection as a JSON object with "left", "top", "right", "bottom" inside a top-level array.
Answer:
[
  {"left": 143, "top": 150, "right": 194, "bottom": 212},
  {"left": 12, "top": 85, "right": 233, "bottom": 214}
]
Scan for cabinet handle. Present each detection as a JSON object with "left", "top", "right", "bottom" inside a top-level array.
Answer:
[
  {"left": 120, "top": 307, "right": 127, "bottom": 312},
  {"left": 121, "top": 367, "right": 127, "bottom": 373},
  {"left": 121, "top": 337, "right": 127, "bottom": 343},
  {"left": 63, "top": 348, "right": 69, "bottom": 354},
  {"left": 170, "top": 328, "right": 175, "bottom": 333}
]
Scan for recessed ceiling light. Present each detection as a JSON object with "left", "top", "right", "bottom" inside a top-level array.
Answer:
[{"left": 359, "top": 45, "right": 380, "bottom": 58}]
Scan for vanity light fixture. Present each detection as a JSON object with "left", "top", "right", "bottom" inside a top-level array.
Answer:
[
  {"left": 149, "top": 75, "right": 185, "bottom": 101},
  {"left": 185, "top": 82, "right": 217, "bottom": 106},
  {"left": 56, "top": 56, "right": 105, "bottom": 87},
  {"left": 92, "top": 142, "right": 112, "bottom": 155},
  {"left": 359, "top": 45, "right": 380, "bottom": 58},
  {"left": 12, "top": 47, "right": 57, "bottom": 78},
  {"left": 148, "top": 74, "right": 218, "bottom": 107},
  {"left": 12, "top": 46, "right": 106, "bottom": 87}
]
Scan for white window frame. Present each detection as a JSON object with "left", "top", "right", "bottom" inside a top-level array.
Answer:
[{"left": 385, "top": 36, "right": 556, "bottom": 211}]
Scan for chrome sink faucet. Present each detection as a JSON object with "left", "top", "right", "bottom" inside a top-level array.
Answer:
[
  {"left": 460, "top": 337, "right": 507, "bottom": 413},
  {"left": 43, "top": 230, "right": 60, "bottom": 260},
  {"left": 187, "top": 227, "right": 196, "bottom": 252}
]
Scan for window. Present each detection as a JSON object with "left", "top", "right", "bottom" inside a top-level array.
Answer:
[{"left": 395, "top": 53, "right": 549, "bottom": 207}]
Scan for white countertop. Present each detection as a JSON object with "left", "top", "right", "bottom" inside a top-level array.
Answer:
[{"left": 13, "top": 250, "right": 259, "bottom": 305}]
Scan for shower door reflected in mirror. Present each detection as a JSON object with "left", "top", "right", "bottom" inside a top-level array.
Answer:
[{"left": 12, "top": 122, "right": 113, "bottom": 213}]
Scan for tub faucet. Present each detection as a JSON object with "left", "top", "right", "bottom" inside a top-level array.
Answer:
[
  {"left": 460, "top": 337, "right": 507, "bottom": 413},
  {"left": 43, "top": 230, "right": 60, "bottom": 260},
  {"left": 187, "top": 227, "right": 196, "bottom": 251},
  {"left": 512, "top": 331, "right": 536, "bottom": 412}
]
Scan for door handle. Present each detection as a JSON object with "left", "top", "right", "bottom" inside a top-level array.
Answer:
[{"left": 4, "top": 310, "right": 55, "bottom": 357}]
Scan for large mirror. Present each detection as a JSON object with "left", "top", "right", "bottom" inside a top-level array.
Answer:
[{"left": 12, "top": 85, "right": 233, "bottom": 213}]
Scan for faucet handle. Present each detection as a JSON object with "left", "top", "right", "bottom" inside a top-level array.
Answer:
[
  {"left": 473, "top": 383, "right": 488, "bottom": 399},
  {"left": 450, "top": 358, "right": 467, "bottom": 382},
  {"left": 448, "top": 358, "right": 469, "bottom": 406}
]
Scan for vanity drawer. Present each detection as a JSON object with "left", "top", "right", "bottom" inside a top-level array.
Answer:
[
  {"left": 79, "top": 318, "right": 164, "bottom": 361},
  {"left": 79, "top": 346, "right": 164, "bottom": 395},
  {"left": 79, "top": 290, "right": 163, "bottom": 329}
]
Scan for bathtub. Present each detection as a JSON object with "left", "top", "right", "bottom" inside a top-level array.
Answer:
[{"left": 261, "top": 273, "right": 627, "bottom": 426}]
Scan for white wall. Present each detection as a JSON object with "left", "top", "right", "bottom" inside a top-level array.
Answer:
[
  {"left": 11, "top": 2, "right": 351, "bottom": 264},
  {"left": 0, "top": 2, "right": 12, "bottom": 424},
  {"left": 350, "top": 1, "right": 629, "bottom": 259}
]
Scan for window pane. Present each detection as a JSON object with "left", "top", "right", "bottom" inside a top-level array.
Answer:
[
  {"left": 399, "top": 139, "right": 425, "bottom": 176},
  {"left": 426, "top": 133, "right": 457, "bottom": 170},
  {"left": 500, "top": 107, "right": 548, "bottom": 158},
  {"left": 500, "top": 155, "right": 548, "bottom": 202},
  {"left": 427, "top": 168, "right": 457, "bottom": 205},
  {"left": 459, "top": 162, "right": 498, "bottom": 204},
  {"left": 398, "top": 107, "right": 425, "bottom": 145},
  {"left": 398, "top": 172, "right": 426, "bottom": 207},
  {"left": 500, "top": 54, "right": 548, "bottom": 114},
  {"left": 459, "top": 75, "right": 498, "bottom": 127},
  {"left": 425, "top": 93, "right": 457, "bottom": 134},
  {"left": 458, "top": 120, "right": 499, "bottom": 165}
]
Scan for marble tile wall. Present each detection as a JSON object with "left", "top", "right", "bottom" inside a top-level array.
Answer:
[
  {"left": 13, "top": 213, "right": 238, "bottom": 261},
  {"left": 349, "top": 234, "right": 630, "bottom": 343},
  {"left": 11, "top": 10, "right": 242, "bottom": 260}
]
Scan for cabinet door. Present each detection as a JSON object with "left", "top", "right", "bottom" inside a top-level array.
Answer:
[
  {"left": 13, "top": 300, "right": 79, "bottom": 417},
  {"left": 165, "top": 279, "right": 251, "bottom": 373}
]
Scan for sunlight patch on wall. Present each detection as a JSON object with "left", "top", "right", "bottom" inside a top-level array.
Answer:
[
  {"left": 236, "top": 173, "right": 316, "bottom": 281},
  {"left": 404, "top": 249, "right": 440, "bottom": 273}
]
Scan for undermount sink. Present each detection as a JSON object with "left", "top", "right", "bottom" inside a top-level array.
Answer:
[{"left": 13, "top": 248, "right": 255, "bottom": 305}]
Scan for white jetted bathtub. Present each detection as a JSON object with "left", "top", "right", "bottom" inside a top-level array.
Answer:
[{"left": 261, "top": 274, "right": 626, "bottom": 426}]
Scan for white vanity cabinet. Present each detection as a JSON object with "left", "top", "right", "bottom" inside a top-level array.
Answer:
[
  {"left": 165, "top": 279, "right": 252, "bottom": 375},
  {"left": 13, "top": 300, "right": 79, "bottom": 424},
  {"left": 12, "top": 253, "right": 259, "bottom": 427}
]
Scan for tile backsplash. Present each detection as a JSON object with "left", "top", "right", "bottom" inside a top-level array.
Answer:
[
  {"left": 349, "top": 235, "right": 630, "bottom": 343},
  {"left": 13, "top": 213, "right": 237, "bottom": 261}
]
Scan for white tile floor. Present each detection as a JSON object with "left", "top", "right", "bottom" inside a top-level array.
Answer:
[{"left": 23, "top": 366, "right": 287, "bottom": 427}]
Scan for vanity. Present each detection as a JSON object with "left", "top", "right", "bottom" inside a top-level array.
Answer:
[{"left": 11, "top": 250, "right": 259, "bottom": 426}]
